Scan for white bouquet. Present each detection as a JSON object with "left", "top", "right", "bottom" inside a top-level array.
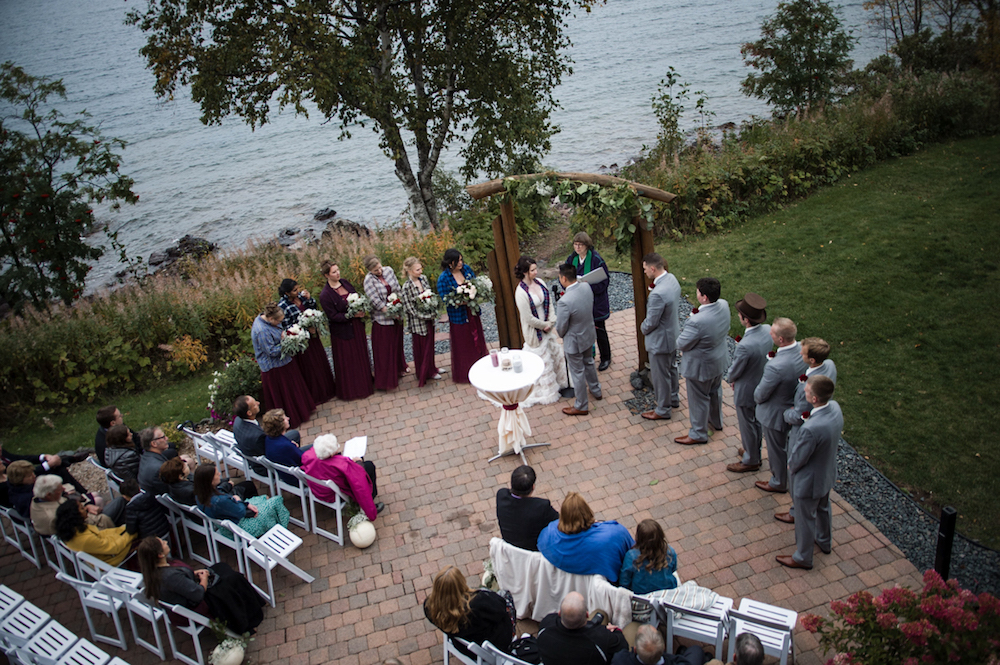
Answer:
[
  {"left": 445, "top": 275, "right": 495, "bottom": 314},
  {"left": 280, "top": 325, "right": 311, "bottom": 358},
  {"left": 297, "top": 308, "right": 327, "bottom": 334},
  {"left": 413, "top": 288, "right": 441, "bottom": 319},
  {"left": 345, "top": 292, "right": 372, "bottom": 318},
  {"left": 384, "top": 291, "right": 404, "bottom": 320}
]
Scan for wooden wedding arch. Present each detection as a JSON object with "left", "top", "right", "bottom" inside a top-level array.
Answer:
[{"left": 465, "top": 173, "right": 675, "bottom": 371}]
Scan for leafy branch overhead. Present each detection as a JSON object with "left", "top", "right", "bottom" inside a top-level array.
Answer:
[{"left": 126, "top": 0, "right": 599, "bottom": 232}]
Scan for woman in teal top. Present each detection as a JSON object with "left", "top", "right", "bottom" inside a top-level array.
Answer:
[{"left": 619, "top": 519, "right": 679, "bottom": 594}]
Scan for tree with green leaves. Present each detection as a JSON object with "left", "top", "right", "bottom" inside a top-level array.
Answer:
[
  {"left": 127, "top": 0, "right": 594, "bottom": 231},
  {"left": 741, "top": 0, "right": 856, "bottom": 115},
  {"left": 1, "top": 62, "right": 138, "bottom": 312}
]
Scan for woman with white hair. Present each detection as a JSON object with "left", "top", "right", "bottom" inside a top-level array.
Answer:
[
  {"left": 30, "top": 474, "right": 116, "bottom": 536},
  {"left": 300, "top": 434, "right": 383, "bottom": 520}
]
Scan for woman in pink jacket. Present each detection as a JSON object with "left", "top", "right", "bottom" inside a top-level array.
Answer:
[{"left": 300, "top": 434, "right": 383, "bottom": 520}]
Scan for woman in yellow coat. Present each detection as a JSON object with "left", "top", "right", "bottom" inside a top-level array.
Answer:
[{"left": 55, "top": 498, "right": 135, "bottom": 566}]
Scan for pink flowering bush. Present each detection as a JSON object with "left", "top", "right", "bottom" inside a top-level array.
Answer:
[{"left": 799, "top": 571, "right": 1000, "bottom": 664}]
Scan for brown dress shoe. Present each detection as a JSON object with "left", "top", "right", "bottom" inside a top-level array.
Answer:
[
  {"left": 774, "top": 512, "right": 795, "bottom": 524},
  {"left": 563, "top": 407, "right": 589, "bottom": 416},
  {"left": 641, "top": 411, "right": 670, "bottom": 421},
  {"left": 591, "top": 392, "right": 603, "bottom": 401},
  {"left": 726, "top": 462, "right": 761, "bottom": 473},
  {"left": 776, "top": 555, "right": 812, "bottom": 570},
  {"left": 755, "top": 480, "right": 787, "bottom": 493},
  {"left": 674, "top": 435, "right": 708, "bottom": 445}
]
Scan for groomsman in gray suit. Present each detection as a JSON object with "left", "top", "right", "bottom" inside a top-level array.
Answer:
[
  {"left": 776, "top": 375, "right": 843, "bottom": 569},
  {"left": 776, "top": 337, "right": 838, "bottom": 523},
  {"left": 753, "top": 317, "right": 808, "bottom": 493},
  {"left": 640, "top": 253, "right": 681, "bottom": 421},
  {"left": 675, "top": 277, "right": 730, "bottom": 445},
  {"left": 556, "top": 264, "right": 602, "bottom": 416},
  {"left": 726, "top": 293, "right": 771, "bottom": 473}
]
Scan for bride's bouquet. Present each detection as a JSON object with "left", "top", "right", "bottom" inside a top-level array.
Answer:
[
  {"left": 280, "top": 325, "right": 311, "bottom": 358},
  {"left": 444, "top": 275, "right": 495, "bottom": 315},
  {"left": 297, "top": 308, "right": 327, "bottom": 334},
  {"left": 345, "top": 292, "right": 372, "bottom": 318},
  {"left": 385, "top": 292, "right": 404, "bottom": 320},
  {"left": 413, "top": 288, "right": 441, "bottom": 319}
]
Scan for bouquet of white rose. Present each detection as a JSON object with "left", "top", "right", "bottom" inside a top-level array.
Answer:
[
  {"left": 384, "top": 292, "right": 404, "bottom": 320},
  {"left": 297, "top": 308, "right": 327, "bottom": 334},
  {"left": 445, "top": 275, "right": 495, "bottom": 315},
  {"left": 345, "top": 292, "right": 372, "bottom": 318},
  {"left": 413, "top": 288, "right": 441, "bottom": 318},
  {"left": 280, "top": 325, "right": 311, "bottom": 358}
]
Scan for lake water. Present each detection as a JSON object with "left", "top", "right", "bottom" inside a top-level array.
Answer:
[{"left": 0, "top": 0, "right": 886, "bottom": 285}]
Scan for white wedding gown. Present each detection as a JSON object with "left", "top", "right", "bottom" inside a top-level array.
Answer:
[{"left": 520, "top": 290, "right": 569, "bottom": 407}]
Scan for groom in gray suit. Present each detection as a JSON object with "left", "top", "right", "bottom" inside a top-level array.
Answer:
[
  {"left": 726, "top": 293, "right": 771, "bottom": 473},
  {"left": 640, "top": 253, "right": 681, "bottom": 421},
  {"left": 776, "top": 375, "right": 842, "bottom": 569},
  {"left": 675, "top": 277, "right": 730, "bottom": 445},
  {"left": 753, "top": 317, "right": 808, "bottom": 493},
  {"left": 556, "top": 264, "right": 602, "bottom": 416}
]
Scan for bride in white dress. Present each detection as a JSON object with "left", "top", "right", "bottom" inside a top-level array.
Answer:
[{"left": 514, "top": 257, "right": 568, "bottom": 406}]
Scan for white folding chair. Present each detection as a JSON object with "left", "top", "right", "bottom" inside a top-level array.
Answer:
[
  {"left": 160, "top": 602, "right": 239, "bottom": 665},
  {"left": 86, "top": 458, "right": 120, "bottom": 500},
  {"left": 23, "top": 618, "right": 79, "bottom": 665},
  {"left": 222, "top": 519, "right": 313, "bottom": 607},
  {"left": 257, "top": 457, "right": 309, "bottom": 530},
  {"left": 182, "top": 427, "right": 228, "bottom": 479},
  {"left": 659, "top": 595, "right": 734, "bottom": 657},
  {"left": 208, "top": 432, "right": 249, "bottom": 482},
  {"left": 100, "top": 580, "right": 169, "bottom": 660},
  {"left": 53, "top": 573, "right": 127, "bottom": 651},
  {"left": 294, "top": 468, "right": 347, "bottom": 545},
  {"left": 726, "top": 599, "right": 798, "bottom": 665},
  {"left": 197, "top": 512, "right": 245, "bottom": 573},
  {"left": 0, "top": 585, "right": 24, "bottom": 623},
  {"left": 47, "top": 537, "right": 82, "bottom": 578},
  {"left": 247, "top": 456, "right": 277, "bottom": 495},
  {"left": 55, "top": 637, "right": 110, "bottom": 665},
  {"left": 0, "top": 600, "right": 50, "bottom": 651},
  {"left": 0, "top": 505, "right": 42, "bottom": 568},
  {"left": 440, "top": 634, "right": 480, "bottom": 665},
  {"left": 157, "top": 495, "right": 214, "bottom": 567},
  {"left": 483, "top": 640, "right": 530, "bottom": 665}
]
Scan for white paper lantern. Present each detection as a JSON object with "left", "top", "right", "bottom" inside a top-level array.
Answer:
[{"left": 349, "top": 520, "right": 376, "bottom": 548}]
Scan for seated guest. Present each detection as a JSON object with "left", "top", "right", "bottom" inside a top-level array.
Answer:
[
  {"left": 496, "top": 464, "right": 558, "bottom": 551},
  {"left": 611, "top": 624, "right": 704, "bottom": 665},
  {"left": 262, "top": 408, "right": 305, "bottom": 482},
  {"left": 300, "top": 434, "right": 383, "bottom": 520},
  {"left": 423, "top": 565, "right": 514, "bottom": 658},
  {"left": 194, "top": 463, "right": 289, "bottom": 538},
  {"left": 137, "top": 536, "right": 266, "bottom": 634},
  {"left": 31, "top": 474, "right": 114, "bottom": 535},
  {"left": 537, "top": 492, "right": 634, "bottom": 583},
  {"left": 0, "top": 463, "right": 9, "bottom": 508},
  {"left": 55, "top": 497, "right": 135, "bottom": 566},
  {"left": 705, "top": 633, "right": 764, "bottom": 665},
  {"left": 619, "top": 519, "right": 679, "bottom": 595},
  {"left": 137, "top": 427, "right": 172, "bottom": 496},
  {"left": 232, "top": 395, "right": 300, "bottom": 474},
  {"left": 1, "top": 439, "right": 89, "bottom": 497},
  {"left": 104, "top": 425, "right": 140, "bottom": 481},
  {"left": 119, "top": 478, "right": 171, "bottom": 540},
  {"left": 6, "top": 460, "right": 36, "bottom": 520},
  {"left": 95, "top": 405, "right": 140, "bottom": 463},
  {"left": 161, "top": 456, "right": 257, "bottom": 506},
  {"left": 538, "top": 591, "right": 628, "bottom": 665}
]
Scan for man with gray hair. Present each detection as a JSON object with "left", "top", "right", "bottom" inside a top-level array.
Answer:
[
  {"left": 705, "top": 633, "right": 764, "bottom": 665},
  {"left": 538, "top": 591, "right": 628, "bottom": 665},
  {"left": 29, "top": 474, "right": 115, "bottom": 536},
  {"left": 611, "top": 624, "right": 706, "bottom": 665}
]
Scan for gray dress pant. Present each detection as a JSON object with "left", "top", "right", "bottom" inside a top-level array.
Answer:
[
  {"left": 793, "top": 492, "right": 832, "bottom": 567},
  {"left": 738, "top": 404, "right": 763, "bottom": 466},
  {"left": 786, "top": 424, "right": 801, "bottom": 516},
  {"left": 650, "top": 351, "right": 679, "bottom": 417},
  {"left": 566, "top": 350, "right": 601, "bottom": 411},
  {"left": 763, "top": 425, "right": 790, "bottom": 491},
  {"left": 685, "top": 375, "right": 723, "bottom": 440}
]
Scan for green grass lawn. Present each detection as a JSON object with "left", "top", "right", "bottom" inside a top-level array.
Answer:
[{"left": 608, "top": 136, "right": 1000, "bottom": 547}]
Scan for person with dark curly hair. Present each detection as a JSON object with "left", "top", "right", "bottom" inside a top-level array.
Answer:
[
  {"left": 514, "top": 256, "right": 567, "bottom": 406},
  {"left": 618, "top": 519, "right": 678, "bottom": 594},
  {"left": 278, "top": 278, "right": 336, "bottom": 404},
  {"left": 55, "top": 497, "right": 134, "bottom": 566},
  {"left": 436, "top": 249, "right": 487, "bottom": 384}
]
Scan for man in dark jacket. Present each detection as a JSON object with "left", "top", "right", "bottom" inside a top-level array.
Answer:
[
  {"left": 496, "top": 465, "right": 558, "bottom": 551},
  {"left": 137, "top": 428, "right": 172, "bottom": 496},
  {"left": 611, "top": 624, "right": 705, "bottom": 665},
  {"left": 119, "top": 478, "right": 170, "bottom": 539},
  {"left": 232, "top": 395, "right": 300, "bottom": 473},
  {"left": 538, "top": 592, "right": 628, "bottom": 665}
]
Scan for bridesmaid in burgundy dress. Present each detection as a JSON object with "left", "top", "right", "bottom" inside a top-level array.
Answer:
[
  {"left": 436, "top": 248, "right": 488, "bottom": 384},
  {"left": 362, "top": 255, "right": 408, "bottom": 391},
  {"left": 250, "top": 303, "right": 315, "bottom": 428},
  {"left": 318, "top": 261, "right": 374, "bottom": 401},
  {"left": 277, "top": 278, "right": 336, "bottom": 404}
]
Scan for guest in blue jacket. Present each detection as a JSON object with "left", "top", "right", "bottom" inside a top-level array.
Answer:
[
  {"left": 619, "top": 519, "right": 679, "bottom": 594},
  {"left": 262, "top": 408, "right": 306, "bottom": 483},
  {"left": 537, "top": 492, "right": 634, "bottom": 584}
]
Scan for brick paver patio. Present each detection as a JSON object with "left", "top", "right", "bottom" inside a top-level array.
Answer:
[{"left": 0, "top": 308, "right": 924, "bottom": 665}]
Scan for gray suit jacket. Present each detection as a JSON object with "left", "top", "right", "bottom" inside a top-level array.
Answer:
[
  {"left": 754, "top": 342, "right": 809, "bottom": 431},
  {"left": 676, "top": 299, "right": 731, "bottom": 381},
  {"left": 784, "top": 360, "right": 838, "bottom": 426},
  {"left": 728, "top": 324, "right": 772, "bottom": 409},
  {"left": 556, "top": 282, "right": 596, "bottom": 355},
  {"left": 789, "top": 401, "right": 843, "bottom": 499},
  {"left": 640, "top": 273, "right": 681, "bottom": 354}
]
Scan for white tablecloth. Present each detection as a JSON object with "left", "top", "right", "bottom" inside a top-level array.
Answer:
[{"left": 468, "top": 352, "right": 544, "bottom": 456}]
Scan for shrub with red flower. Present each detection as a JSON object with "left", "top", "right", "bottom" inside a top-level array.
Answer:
[{"left": 801, "top": 571, "right": 999, "bottom": 664}]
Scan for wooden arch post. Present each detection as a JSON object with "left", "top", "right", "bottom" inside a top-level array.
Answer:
[{"left": 466, "top": 173, "right": 674, "bottom": 371}]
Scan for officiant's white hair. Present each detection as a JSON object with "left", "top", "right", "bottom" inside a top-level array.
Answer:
[{"left": 312, "top": 434, "right": 341, "bottom": 460}]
